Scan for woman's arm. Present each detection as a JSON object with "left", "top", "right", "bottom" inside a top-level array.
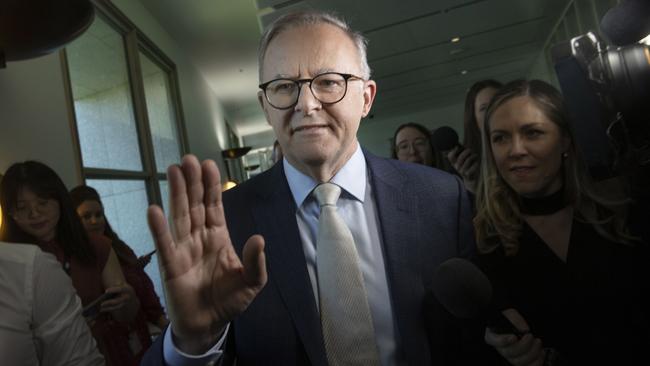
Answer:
[{"left": 100, "top": 248, "right": 140, "bottom": 322}]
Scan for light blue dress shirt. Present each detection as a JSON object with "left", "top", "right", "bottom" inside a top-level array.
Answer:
[{"left": 164, "top": 143, "right": 403, "bottom": 365}]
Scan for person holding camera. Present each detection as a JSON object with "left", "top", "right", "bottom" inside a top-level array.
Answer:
[
  {"left": 473, "top": 80, "right": 650, "bottom": 365},
  {"left": 0, "top": 161, "right": 140, "bottom": 366}
]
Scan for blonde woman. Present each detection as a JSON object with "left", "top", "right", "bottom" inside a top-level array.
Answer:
[{"left": 473, "top": 79, "right": 649, "bottom": 365}]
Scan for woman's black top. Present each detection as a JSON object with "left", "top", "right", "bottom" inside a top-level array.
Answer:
[{"left": 478, "top": 215, "right": 650, "bottom": 364}]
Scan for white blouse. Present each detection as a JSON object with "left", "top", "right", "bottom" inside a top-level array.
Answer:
[{"left": 0, "top": 242, "right": 104, "bottom": 366}]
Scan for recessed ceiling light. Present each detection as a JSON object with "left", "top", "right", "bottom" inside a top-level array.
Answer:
[
  {"left": 451, "top": 37, "right": 461, "bottom": 43},
  {"left": 641, "top": 33, "right": 650, "bottom": 45},
  {"left": 461, "top": 70, "right": 468, "bottom": 75}
]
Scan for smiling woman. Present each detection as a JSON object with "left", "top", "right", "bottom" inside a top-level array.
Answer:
[
  {"left": 391, "top": 122, "right": 443, "bottom": 169},
  {"left": 473, "top": 79, "right": 650, "bottom": 365},
  {"left": 0, "top": 161, "right": 141, "bottom": 366}
]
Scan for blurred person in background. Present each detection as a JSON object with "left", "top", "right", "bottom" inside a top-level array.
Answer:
[
  {"left": 70, "top": 185, "right": 169, "bottom": 359},
  {"left": 392, "top": 122, "right": 446, "bottom": 170},
  {"left": 448, "top": 80, "right": 503, "bottom": 193},
  {"left": 0, "top": 161, "right": 140, "bottom": 366}
]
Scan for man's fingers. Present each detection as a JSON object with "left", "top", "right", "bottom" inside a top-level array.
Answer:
[
  {"left": 181, "top": 155, "right": 207, "bottom": 232},
  {"left": 168, "top": 164, "right": 191, "bottom": 240},
  {"left": 202, "top": 159, "right": 227, "bottom": 228},
  {"left": 148, "top": 205, "right": 175, "bottom": 266},
  {"left": 242, "top": 235, "right": 267, "bottom": 289}
]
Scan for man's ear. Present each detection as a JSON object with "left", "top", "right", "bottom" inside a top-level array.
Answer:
[
  {"left": 258, "top": 90, "right": 271, "bottom": 125},
  {"left": 361, "top": 79, "right": 377, "bottom": 118}
]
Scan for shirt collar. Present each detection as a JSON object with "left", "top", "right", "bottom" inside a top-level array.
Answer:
[{"left": 284, "top": 143, "right": 367, "bottom": 207}]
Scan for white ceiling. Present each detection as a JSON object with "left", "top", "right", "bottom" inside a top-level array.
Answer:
[{"left": 136, "top": 0, "right": 570, "bottom": 137}]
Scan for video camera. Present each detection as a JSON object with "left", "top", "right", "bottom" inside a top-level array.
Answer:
[{"left": 551, "top": 0, "right": 650, "bottom": 181}]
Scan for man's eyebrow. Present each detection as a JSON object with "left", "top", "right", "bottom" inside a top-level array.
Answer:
[
  {"left": 314, "top": 68, "right": 336, "bottom": 75},
  {"left": 268, "top": 68, "right": 344, "bottom": 80}
]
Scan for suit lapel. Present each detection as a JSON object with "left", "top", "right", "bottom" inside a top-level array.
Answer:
[
  {"left": 252, "top": 164, "right": 328, "bottom": 366},
  {"left": 366, "top": 153, "right": 430, "bottom": 365}
]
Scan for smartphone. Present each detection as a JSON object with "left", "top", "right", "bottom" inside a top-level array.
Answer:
[
  {"left": 139, "top": 249, "right": 156, "bottom": 260},
  {"left": 137, "top": 249, "right": 157, "bottom": 268},
  {"left": 82, "top": 291, "right": 119, "bottom": 319}
]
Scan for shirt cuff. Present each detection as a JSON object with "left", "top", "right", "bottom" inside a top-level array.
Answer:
[{"left": 162, "top": 323, "right": 229, "bottom": 366}]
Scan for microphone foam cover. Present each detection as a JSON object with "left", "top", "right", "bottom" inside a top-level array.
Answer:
[
  {"left": 431, "top": 126, "right": 460, "bottom": 151},
  {"left": 431, "top": 257, "right": 492, "bottom": 319},
  {"left": 600, "top": 0, "right": 650, "bottom": 46}
]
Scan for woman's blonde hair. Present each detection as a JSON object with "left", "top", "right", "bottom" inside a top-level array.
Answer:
[{"left": 474, "top": 79, "right": 633, "bottom": 255}]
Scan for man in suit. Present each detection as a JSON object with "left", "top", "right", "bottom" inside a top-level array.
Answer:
[{"left": 142, "top": 10, "right": 477, "bottom": 366}]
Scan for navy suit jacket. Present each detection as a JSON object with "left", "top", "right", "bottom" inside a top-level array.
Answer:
[{"left": 142, "top": 150, "right": 478, "bottom": 366}]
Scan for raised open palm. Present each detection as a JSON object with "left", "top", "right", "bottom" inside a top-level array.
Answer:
[{"left": 147, "top": 155, "right": 267, "bottom": 354}]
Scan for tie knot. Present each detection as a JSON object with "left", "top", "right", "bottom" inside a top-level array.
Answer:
[{"left": 313, "top": 182, "right": 341, "bottom": 207}]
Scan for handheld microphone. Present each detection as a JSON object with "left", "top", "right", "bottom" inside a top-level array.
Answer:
[
  {"left": 431, "top": 126, "right": 462, "bottom": 152},
  {"left": 430, "top": 257, "right": 524, "bottom": 336},
  {"left": 600, "top": 0, "right": 650, "bottom": 46}
]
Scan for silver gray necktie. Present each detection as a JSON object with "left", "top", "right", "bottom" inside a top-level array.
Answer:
[{"left": 314, "top": 182, "right": 380, "bottom": 366}]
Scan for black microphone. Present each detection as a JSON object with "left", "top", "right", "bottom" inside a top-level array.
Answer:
[
  {"left": 600, "top": 0, "right": 650, "bottom": 46},
  {"left": 430, "top": 257, "right": 524, "bottom": 336},
  {"left": 431, "top": 126, "right": 462, "bottom": 152}
]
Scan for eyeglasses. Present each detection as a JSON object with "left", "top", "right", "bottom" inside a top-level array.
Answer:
[
  {"left": 259, "top": 72, "right": 365, "bottom": 110},
  {"left": 396, "top": 138, "right": 431, "bottom": 155},
  {"left": 10, "top": 198, "right": 58, "bottom": 221}
]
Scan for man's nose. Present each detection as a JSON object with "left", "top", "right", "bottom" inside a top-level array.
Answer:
[{"left": 294, "top": 83, "right": 321, "bottom": 113}]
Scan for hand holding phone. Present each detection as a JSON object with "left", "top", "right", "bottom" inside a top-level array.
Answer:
[
  {"left": 137, "top": 249, "right": 156, "bottom": 268},
  {"left": 82, "top": 292, "right": 119, "bottom": 319}
]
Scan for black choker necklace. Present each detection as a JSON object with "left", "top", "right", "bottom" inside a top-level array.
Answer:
[{"left": 519, "top": 189, "right": 567, "bottom": 215}]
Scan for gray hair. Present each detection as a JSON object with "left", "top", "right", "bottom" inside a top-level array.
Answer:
[{"left": 257, "top": 10, "right": 371, "bottom": 82}]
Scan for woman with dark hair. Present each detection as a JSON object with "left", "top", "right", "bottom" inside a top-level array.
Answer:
[
  {"left": 70, "top": 185, "right": 169, "bottom": 356},
  {"left": 0, "top": 161, "right": 140, "bottom": 366},
  {"left": 392, "top": 122, "right": 445, "bottom": 169},
  {"left": 474, "top": 80, "right": 649, "bottom": 365},
  {"left": 447, "top": 79, "right": 503, "bottom": 193}
]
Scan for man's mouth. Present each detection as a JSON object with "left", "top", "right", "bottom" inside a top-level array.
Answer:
[{"left": 292, "top": 124, "right": 328, "bottom": 133}]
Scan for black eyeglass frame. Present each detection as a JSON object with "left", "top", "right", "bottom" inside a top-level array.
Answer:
[{"left": 258, "top": 72, "right": 365, "bottom": 110}]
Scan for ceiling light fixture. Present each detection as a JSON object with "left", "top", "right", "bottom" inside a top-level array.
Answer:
[
  {"left": 451, "top": 37, "right": 461, "bottom": 43},
  {"left": 0, "top": 0, "right": 95, "bottom": 68},
  {"left": 640, "top": 34, "right": 650, "bottom": 45},
  {"left": 461, "top": 70, "right": 468, "bottom": 75}
]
